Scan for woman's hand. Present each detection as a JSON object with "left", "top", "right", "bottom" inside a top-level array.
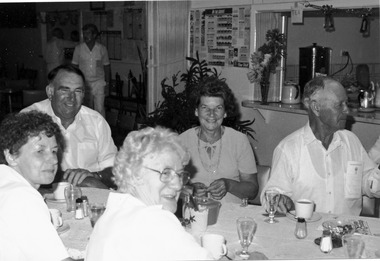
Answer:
[
  {"left": 207, "top": 179, "right": 228, "bottom": 200},
  {"left": 192, "top": 182, "right": 208, "bottom": 198}
]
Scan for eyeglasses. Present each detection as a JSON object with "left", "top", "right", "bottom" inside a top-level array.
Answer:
[{"left": 144, "top": 167, "right": 190, "bottom": 185}]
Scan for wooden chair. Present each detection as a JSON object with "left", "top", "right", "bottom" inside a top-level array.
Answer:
[
  {"left": 361, "top": 196, "right": 380, "bottom": 218},
  {"left": 0, "top": 79, "right": 31, "bottom": 113}
]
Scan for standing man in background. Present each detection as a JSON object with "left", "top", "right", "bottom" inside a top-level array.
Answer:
[
  {"left": 45, "top": 27, "right": 77, "bottom": 75},
  {"left": 72, "top": 23, "right": 111, "bottom": 118}
]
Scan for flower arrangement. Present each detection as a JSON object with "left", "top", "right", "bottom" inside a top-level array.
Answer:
[{"left": 247, "top": 28, "right": 286, "bottom": 84}]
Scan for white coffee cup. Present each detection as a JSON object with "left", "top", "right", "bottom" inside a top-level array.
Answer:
[
  {"left": 201, "top": 233, "right": 227, "bottom": 259},
  {"left": 49, "top": 208, "right": 63, "bottom": 229},
  {"left": 190, "top": 208, "right": 209, "bottom": 236},
  {"left": 295, "top": 199, "right": 314, "bottom": 219},
  {"left": 53, "top": 182, "right": 70, "bottom": 200}
]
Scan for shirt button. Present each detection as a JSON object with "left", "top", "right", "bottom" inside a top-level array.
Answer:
[{"left": 329, "top": 192, "right": 332, "bottom": 195}]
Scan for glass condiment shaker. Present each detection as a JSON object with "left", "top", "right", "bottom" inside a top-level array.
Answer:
[
  {"left": 294, "top": 217, "right": 307, "bottom": 239},
  {"left": 320, "top": 230, "right": 333, "bottom": 253},
  {"left": 81, "top": 196, "right": 89, "bottom": 217},
  {"left": 75, "top": 198, "right": 84, "bottom": 219}
]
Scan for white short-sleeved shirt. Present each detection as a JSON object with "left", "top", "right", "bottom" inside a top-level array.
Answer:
[
  {"left": 179, "top": 126, "right": 257, "bottom": 203},
  {"left": 72, "top": 42, "right": 110, "bottom": 83},
  {"left": 0, "top": 165, "right": 69, "bottom": 261},
  {"left": 261, "top": 123, "right": 379, "bottom": 216},
  {"left": 21, "top": 99, "right": 117, "bottom": 172},
  {"left": 86, "top": 193, "right": 213, "bottom": 261}
]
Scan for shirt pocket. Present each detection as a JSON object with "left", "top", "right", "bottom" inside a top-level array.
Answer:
[{"left": 344, "top": 161, "right": 363, "bottom": 199}]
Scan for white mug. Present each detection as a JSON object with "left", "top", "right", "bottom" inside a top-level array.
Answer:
[
  {"left": 201, "top": 233, "right": 227, "bottom": 259},
  {"left": 49, "top": 208, "right": 63, "bottom": 229},
  {"left": 53, "top": 182, "right": 70, "bottom": 200},
  {"left": 295, "top": 199, "right": 314, "bottom": 219}
]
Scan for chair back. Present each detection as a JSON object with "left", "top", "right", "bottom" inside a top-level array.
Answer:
[
  {"left": 250, "top": 165, "right": 271, "bottom": 205},
  {"left": 22, "top": 90, "right": 47, "bottom": 108}
]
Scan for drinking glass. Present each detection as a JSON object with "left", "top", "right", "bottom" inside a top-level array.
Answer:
[
  {"left": 89, "top": 203, "right": 106, "bottom": 227},
  {"left": 342, "top": 234, "right": 365, "bottom": 259},
  {"left": 236, "top": 217, "right": 257, "bottom": 258},
  {"left": 64, "top": 185, "right": 82, "bottom": 212},
  {"left": 264, "top": 190, "right": 279, "bottom": 224}
]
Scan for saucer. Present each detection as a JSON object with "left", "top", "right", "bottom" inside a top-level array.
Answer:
[
  {"left": 358, "top": 107, "right": 375, "bottom": 113},
  {"left": 286, "top": 210, "right": 322, "bottom": 222},
  {"left": 45, "top": 194, "right": 66, "bottom": 204},
  {"left": 57, "top": 223, "right": 70, "bottom": 235}
]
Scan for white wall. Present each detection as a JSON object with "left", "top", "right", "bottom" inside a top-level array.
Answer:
[{"left": 191, "top": 0, "right": 380, "bottom": 166}]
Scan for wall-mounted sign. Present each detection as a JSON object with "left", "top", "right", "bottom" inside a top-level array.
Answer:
[{"left": 190, "top": 6, "right": 250, "bottom": 68}]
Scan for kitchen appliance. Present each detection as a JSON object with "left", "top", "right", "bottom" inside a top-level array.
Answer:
[
  {"left": 282, "top": 81, "right": 301, "bottom": 104},
  {"left": 299, "top": 43, "right": 332, "bottom": 96}
]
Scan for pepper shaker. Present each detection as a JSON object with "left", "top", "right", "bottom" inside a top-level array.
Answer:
[
  {"left": 294, "top": 218, "right": 307, "bottom": 239},
  {"left": 75, "top": 198, "right": 84, "bottom": 220},
  {"left": 81, "top": 196, "right": 89, "bottom": 217}
]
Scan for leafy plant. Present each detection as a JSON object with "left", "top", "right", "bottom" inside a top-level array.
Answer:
[
  {"left": 144, "top": 52, "right": 255, "bottom": 139},
  {"left": 247, "top": 28, "right": 286, "bottom": 84}
]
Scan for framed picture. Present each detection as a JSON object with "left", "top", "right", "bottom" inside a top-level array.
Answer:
[{"left": 90, "top": 2, "right": 105, "bottom": 11}]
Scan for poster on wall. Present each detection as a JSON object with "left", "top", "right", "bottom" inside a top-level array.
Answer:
[{"left": 190, "top": 6, "right": 250, "bottom": 68}]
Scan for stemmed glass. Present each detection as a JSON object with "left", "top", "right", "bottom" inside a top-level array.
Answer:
[
  {"left": 264, "top": 190, "right": 279, "bottom": 224},
  {"left": 236, "top": 217, "right": 257, "bottom": 258}
]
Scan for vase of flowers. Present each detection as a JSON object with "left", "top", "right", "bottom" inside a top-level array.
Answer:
[{"left": 247, "top": 29, "right": 286, "bottom": 104}]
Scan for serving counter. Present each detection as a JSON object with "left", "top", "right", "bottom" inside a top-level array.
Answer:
[{"left": 242, "top": 100, "right": 380, "bottom": 125}]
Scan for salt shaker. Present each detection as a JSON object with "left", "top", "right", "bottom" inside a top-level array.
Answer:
[
  {"left": 81, "top": 196, "right": 89, "bottom": 217},
  {"left": 320, "top": 230, "right": 333, "bottom": 253},
  {"left": 294, "top": 218, "right": 307, "bottom": 239},
  {"left": 75, "top": 198, "right": 84, "bottom": 219}
]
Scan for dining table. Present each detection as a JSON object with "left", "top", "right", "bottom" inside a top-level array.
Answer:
[
  {"left": 43, "top": 187, "right": 111, "bottom": 260},
  {"left": 43, "top": 187, "right": 380, "bottom": 260}
]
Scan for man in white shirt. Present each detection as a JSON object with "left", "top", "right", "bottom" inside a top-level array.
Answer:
[
  {"left": 261, "top": 76, "right": 380, "bottom": 216},
  {"left": 22, "top": 64, "right": 117, "bottom": 189},
  {"left": 72, "top": 23, "right": 111, "bottom": 118}
]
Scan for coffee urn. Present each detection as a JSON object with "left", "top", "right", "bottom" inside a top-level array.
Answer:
[{"left": 299, "top": 43, "right": 332, "bottom": 95}]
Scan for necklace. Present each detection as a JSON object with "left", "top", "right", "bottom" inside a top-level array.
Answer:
[{"left": 197, "top": 128, "right": 223, "bottom": 175}]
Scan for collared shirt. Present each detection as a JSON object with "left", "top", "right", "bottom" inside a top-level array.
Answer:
[
  {"left": 0, "top": 165, "right": 69, "bottom": 261},
  {"left": 21, "top": 99, "right": 117, "bottom": 172},
  {"left": 86, "top": 193, "right": 213, "bottom": 261},
  {"left": 261, "top": 122, "right": 379, "bottom": 216},
  {"left": 72, "top": 42, "right": 110, "bottom": 83}
]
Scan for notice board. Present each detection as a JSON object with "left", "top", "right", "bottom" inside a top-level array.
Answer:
[{"left": 190, "top": 6, "right": 251, "bottom": 68}]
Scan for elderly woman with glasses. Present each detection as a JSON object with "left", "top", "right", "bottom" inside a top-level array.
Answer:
[{"left": 86, "top": 127, "right": 213, "bottom": 261}]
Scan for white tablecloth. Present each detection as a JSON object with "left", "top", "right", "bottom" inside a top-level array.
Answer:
[
  {"left": 44, "top": 187, "right": 110, "bottom": 259},
  {"left": 203, "top": 203, "right": 380, "bottom": 260},
  {"left": 44, "top": 187, "right": 380, "bottom": 260}
]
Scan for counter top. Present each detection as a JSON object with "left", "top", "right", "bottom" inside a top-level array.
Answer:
[{"left": 242, "top": 100, "right": 380, "bottom": 125}]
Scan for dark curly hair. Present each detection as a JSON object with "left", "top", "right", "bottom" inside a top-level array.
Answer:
[
  {"left": 0, "top": 111, "right": 65, "bottom": 164},
  {"left": 194, "top": 76, "right": 238, "bottom": 117}
]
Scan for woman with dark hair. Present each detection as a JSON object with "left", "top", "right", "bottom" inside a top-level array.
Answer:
[
  {"left": 0, "top": 111, "right": 74, "bottom": 261},
  {"left": 180, "top": 76, "right": 259, "bottom": 203}
]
